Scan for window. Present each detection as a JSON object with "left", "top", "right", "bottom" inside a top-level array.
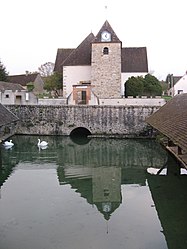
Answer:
[
  {"left": 5, "top": 94, "right": 9, "bottom": 98},
  {"left": 178, "top": 90, "right": 183, "bottom": 94},
  {"left": 103, "top": 47, "right": 109, "bottom": 55}
]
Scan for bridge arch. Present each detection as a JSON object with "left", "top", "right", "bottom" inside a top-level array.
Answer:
[{"left": 70, "top": 127, "right": 91, "bottom": 138}]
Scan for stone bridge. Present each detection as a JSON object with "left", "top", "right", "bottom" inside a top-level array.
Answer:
[{"left": 6, "top": 105, "right": 160, "bottom": 137}]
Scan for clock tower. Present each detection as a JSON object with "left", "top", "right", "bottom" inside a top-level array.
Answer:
[{"left": 91, "top": 20, "right": 122, "bottom": 98}]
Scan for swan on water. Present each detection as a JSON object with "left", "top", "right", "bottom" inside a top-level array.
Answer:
[
  {"left": 38, "top": 139, "right": 48, "bottom": 147},
  {"left": 3, "top": 140, "right": 14, "bottom": 147}
]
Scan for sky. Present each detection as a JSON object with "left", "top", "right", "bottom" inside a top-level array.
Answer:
[{"left": 1, "top": 0, "right": 186, "bottom": 80}]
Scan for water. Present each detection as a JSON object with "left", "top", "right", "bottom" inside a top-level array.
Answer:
[{"left": 0, "top": 135, "right": 187, "bottom": 249}]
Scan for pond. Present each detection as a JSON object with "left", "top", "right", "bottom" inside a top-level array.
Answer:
[{"left": 0, "top": 135, "right": 187, "bottom": 249}]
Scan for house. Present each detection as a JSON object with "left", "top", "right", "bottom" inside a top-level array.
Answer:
[
  {"left": 54, "top": 20, "right": 148, "bottom": 105},
  {"left": 167, "top": 72, "right": 187, "bottom": 96},
  {"left": 166, "top": 73, "right": 183, "bottom": 96},
  {"left": 7, "top": 72, "right": 44, "bottom": 95},
  {"left": 0, "top": 103, "right": 19, "bottom": 142},
  {"left": 0, "top": 81, "right": 38, "bottom": 105}
]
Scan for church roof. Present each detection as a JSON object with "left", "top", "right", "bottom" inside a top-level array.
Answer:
[
  {"left": 54, "top": 48, "right": 74, "bottom": 72},
  {"left": 93, "top": 20, "right": 121, "bottom": 43},
  {"left": 54, "top": 20, "right": 148, "bottom": 73},
  {"left": 121, "top": 47, "right": 148, "bottom": 72},
  {"left": 58, "top": 33, "right": 95, "bottom": 68},
  {"left": 146, "top": 93, "right": 187, "bottom": 152}
]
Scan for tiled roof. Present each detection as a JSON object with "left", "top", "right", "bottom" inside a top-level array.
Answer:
[
  {"left": 61, "top": 33, "right": 95, "bottom": 67},
  {"left": 121, "top": 47, "right": 148, "bottom": 72},
  {"left": 0, "top": 81, "right": 24, "bottom": 91},
  {"left": 146, "top": 93, "right": 187, "bottom": 152},
  {"left": 54, "top": 33, "right": 95, "bottom": 70},
  {"left": 94, "top": 20, "right": 121, "bottom": 43},
  {"left": 0, "top": 103, "right": 18, "bottom": 126},
  {"left": 54, "top": 20, "right": 148, "bottom": 73},
  {"left": 7, "top": 73, "right": 39, "bottom": 86},
  {"left": 54, "top": 48, "right": 74, "bottom": 72}
]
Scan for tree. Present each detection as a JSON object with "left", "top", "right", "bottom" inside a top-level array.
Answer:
[
  {"left": 38, "top": 62, "right": 54, "bottom": 77},
  {"left": 125, "top": 74, "right": 162, "bottom": 97},
  {"left": 0, "top": 60, "right": 8, "bottom": 81},
  {"left": 125, "top": 76, "right": 144, "bottom": 97},
  {"left": 44, "top": 72, "right": 62, "bottom": 97},
  {"left": 143, "top": 74, "right": 162, "bottom": 96}
]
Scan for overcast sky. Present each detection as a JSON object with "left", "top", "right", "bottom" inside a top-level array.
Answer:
[{"left": 1, "top": 0, "right": 186, "bottom": 80}]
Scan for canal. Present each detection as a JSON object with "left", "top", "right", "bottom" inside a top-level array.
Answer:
[{"left": 0, "top": 135, "right": 187, "bottom": 249}]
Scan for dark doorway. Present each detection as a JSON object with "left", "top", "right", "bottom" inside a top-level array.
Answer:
[{"left": 81, "top": 91, "right": 86, "bottom": 104}]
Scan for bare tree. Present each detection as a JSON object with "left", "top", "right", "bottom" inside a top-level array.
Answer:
[{"left": 38, "top": 62, "right": 54, "bottom": 77}]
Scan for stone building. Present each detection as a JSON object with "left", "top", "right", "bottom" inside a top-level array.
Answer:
[
  {"left": 0, "top": 81, "right": 38, "bottom": 105},
  {"left": 7, "top": 73, "right": 44, "bottom": 95},
  {"left": 54, "top": 20, "right": 148, "bottom": 105}
]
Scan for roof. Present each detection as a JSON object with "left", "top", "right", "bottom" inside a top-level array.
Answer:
[
  {"left": 146, "top": 93, "right": 187, "bottom": 152},
  {"left": 61, "top": 33, "right": 95, "bottom": 67},
  {"left": 54, "top": 20, "right": 148, "bottom": 73},
  {"left": 121, "top": 47, "right": 148, "bottom": 72},
  {"left": 54, "top": 48, "right": 74, "bottom": 71},
  {"left": 166, "top": 74, "right": 182, "bottom": 86},
  {"left": 0, "top": 103, "right": 19, "bottom": 126},
  {"left": 0, "top": 81, "right": 24, "bottom": 91},
  {"left": 93, "top": 20, "right": 121, "bottom": 43},
  {"left": 7, "top": 73, "right": 40, "bottom": 86}
]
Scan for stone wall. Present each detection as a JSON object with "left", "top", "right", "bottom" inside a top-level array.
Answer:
[
  {"left": 5, "top": 105, "right": 159, "bottom": 137},
  {"left": 91, "top": 43, "right": 121, "bottom": 98}
]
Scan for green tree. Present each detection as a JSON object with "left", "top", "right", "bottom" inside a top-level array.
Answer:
[
  {"left": 143, "top": 74, "right": 162, "bottom": 96},
  {"left": 0, "top": 60, "right": 8, "bottom": 81},
  {"left": 125, "top": 74, "right": 162, "bottom": 97},
  {"left": 125, "top": 76, "right": 144, "bottom": 97},
  {"left": 44, "top": 72, "right": 62, "bottom": 97}
]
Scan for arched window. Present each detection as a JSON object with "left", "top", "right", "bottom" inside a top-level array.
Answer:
[{"left": 103, "top": 47, "right": 109, "bottom": 55}]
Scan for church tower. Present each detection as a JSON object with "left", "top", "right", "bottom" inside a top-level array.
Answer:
[{"left": 91, "top": 21, "right": 122, "bottom": 98}]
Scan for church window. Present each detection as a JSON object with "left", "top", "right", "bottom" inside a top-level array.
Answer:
[{"left": 103, "top": 47, "right": 109, "bottom": 55}]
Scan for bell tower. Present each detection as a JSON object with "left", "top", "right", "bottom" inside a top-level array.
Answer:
[{"left": 91, "top": 20, "right": 122, "bottom": 98}]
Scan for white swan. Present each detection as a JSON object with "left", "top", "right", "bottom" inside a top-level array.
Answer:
[
  {"left": 3, "top": 140, "right": 14, "bottom": 147},
  {"left": 38, "top": 138, "right": 48, "bottom": 147}
]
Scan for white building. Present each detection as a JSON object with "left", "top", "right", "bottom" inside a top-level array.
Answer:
[{"left": 173, "top": 72, "right": 187, "bottom": 96}]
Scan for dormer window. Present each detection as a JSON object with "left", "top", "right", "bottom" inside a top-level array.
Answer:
[{"left": 103, "top": 47, "right": 109, "bottom": 55}]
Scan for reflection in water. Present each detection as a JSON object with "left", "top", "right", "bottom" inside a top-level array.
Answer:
[
  {"left": 147, "top": 154, "right": 187, "bottom": 249},
  {"left": 0, "top": 135, "right": 186, "bottom": 249}
]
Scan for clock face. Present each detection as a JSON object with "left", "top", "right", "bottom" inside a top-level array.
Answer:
[{"left": 101, "top": 31, "right": 111, "bottom": 42}]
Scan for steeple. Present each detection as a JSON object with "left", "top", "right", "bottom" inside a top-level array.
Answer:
[{"left": 93, "top": 20, "right": 121, "bottom": 43}]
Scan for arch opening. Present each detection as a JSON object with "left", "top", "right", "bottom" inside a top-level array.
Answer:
[
  {"left": 70, "top": 127, "right": 91, "bottom": 145},
  {"left": 70, "top": 127, "right": 91, "bottom": 137}
]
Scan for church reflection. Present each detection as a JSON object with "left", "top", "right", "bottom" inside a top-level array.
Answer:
[
  {"left": 1, "top": 135, "right": 187, "bottom": 249},
  {"left": 58, "top": 166, "right": 122, "bottom": 220}
]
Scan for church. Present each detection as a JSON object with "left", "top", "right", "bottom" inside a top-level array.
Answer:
[{"left": 54, "top": 20, "right": 148, "bottom": 105}]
